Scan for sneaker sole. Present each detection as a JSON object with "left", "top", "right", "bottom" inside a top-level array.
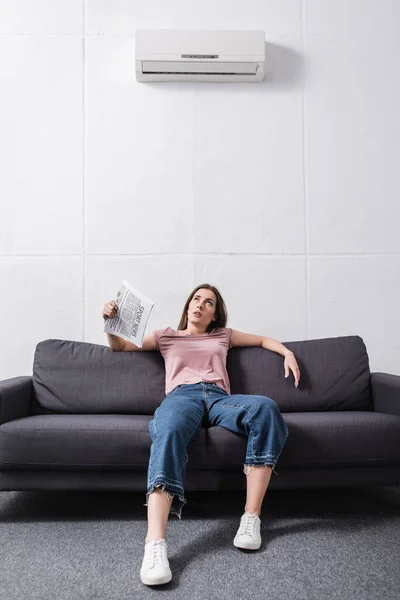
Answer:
[
  {"left": 140, "top": 570, "right": 172, "bottom": 586},
  {"left": 233, "top": 537, "right": 261, "bottom": 550}
]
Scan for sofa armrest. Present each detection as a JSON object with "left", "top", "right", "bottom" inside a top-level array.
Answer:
[
  {"left": 0, "top": 376, "right": 33, "bottom": 424},
  {"left": 371, "top": 373, "right": 400, "bottom": 417}
]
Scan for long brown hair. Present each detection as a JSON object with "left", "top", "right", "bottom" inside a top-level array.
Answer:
[{"left": 177, "top": 283, "right": 228, "bottom": 333}]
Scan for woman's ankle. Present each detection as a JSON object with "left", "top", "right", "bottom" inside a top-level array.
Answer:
[{"left": 145, "top": 536, "right": 165, "bottom": 544}]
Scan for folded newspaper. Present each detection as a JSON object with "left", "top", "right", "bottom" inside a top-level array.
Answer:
[{"left": 104, "top": 280, "right": 154, "bottom": 348}]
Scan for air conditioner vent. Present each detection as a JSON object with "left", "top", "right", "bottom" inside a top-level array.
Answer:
[
  {"left": 142, "top": 61, "right": 258, "bottom": 76},
  {"left": 135, "top": 29, "right": 266, "bottom": 83}
]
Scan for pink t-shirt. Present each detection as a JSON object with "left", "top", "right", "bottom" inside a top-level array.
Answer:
[{"left": 152, "top": 326, "right": 233, "bottom": 396}]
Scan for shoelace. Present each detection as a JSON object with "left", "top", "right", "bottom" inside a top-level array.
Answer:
[
  {"left": 239, "top": 514, "right": 258, "bottom": 537},
  {"left": 147, "top": 541, "right": 168, "bottom": 569}
]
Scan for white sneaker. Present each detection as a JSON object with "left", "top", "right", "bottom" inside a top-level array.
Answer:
[
  {"left": 233, "top": 512, "right": 262, "bottom": 550},
  {"left": 140, "top": 539, "right": 172, "bottom": 586}
]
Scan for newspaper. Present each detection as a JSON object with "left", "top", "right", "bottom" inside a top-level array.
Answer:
[{"left": 104, "top": 280, "right": 154, "bottom": 348}]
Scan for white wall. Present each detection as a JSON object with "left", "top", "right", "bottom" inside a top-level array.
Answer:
[{"left": 1, "top": 0, "right": 399, "bottom": 379}]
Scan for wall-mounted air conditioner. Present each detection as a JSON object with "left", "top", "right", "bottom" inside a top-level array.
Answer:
[{"left": 135, "top": 29, "right": 266, "bottom": 83}]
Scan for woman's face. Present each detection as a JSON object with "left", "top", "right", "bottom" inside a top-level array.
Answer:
[{"left": 188, "top": 288, "right": 217, "bottom": 328}]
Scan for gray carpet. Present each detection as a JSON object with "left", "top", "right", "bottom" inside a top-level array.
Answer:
[{"left": 0, "top": 486, "right": 399, "bottom": 599}]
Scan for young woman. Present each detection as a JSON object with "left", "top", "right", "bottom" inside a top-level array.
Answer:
[{"left": 103, "top": 283, "right": 300, "bottom": 586}]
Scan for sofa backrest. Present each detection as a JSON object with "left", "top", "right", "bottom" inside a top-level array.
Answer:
[{"left": 31, "top": 335, "right": 373, "bottom": 415}]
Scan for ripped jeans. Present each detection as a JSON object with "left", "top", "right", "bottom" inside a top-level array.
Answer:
[{"left": 144, "top": 381, "right": 289, "bottom": 520}]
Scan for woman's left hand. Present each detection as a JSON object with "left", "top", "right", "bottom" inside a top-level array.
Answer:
[{"left": 284, "top": 353, "right": 300, "bottom": 388}]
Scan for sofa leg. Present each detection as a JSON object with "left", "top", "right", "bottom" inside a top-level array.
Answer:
[{"left": 357, "top": 485, "right": 400, "bottom": 508}]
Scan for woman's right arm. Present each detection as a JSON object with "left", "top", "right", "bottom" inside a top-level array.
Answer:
[
  {"left": 102, "top": 300, "right": 157, "bottom": 352},
  {"left": 107, "top": 333, "right": 140, "bottom": 351}
]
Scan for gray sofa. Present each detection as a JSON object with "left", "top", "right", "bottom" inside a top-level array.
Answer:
[{"left": 0, "top": 335, "right": 399, "bottom": 494}]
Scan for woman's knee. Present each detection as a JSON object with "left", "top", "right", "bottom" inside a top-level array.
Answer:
[
  {"left": 253, "top": 397, "right": 287, "bottom": 430},
  {"left": 253, "top": 395, "right": 279, "bottom": 416},
  {"left": 151, "top": 420, "right": 197, "bottom": 450}
]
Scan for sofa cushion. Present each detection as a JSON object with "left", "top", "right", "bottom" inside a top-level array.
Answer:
[
  {"left": 32, "top": 339, "right": 166, "bottom": 416},
  {"left": 1, "top": 411, "right": 398, "bottom": 471},
  {"left": 32, "top": 335, "right": 373, "bottom": 415},
  {"left": 0, "top": 415, "right": 152, "bottom": 470},
  {"left": 227, "top": 335, "right": 373, "bottom": 412}
]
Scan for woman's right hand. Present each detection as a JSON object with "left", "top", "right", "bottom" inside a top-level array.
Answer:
[{"left": 102, "top": 300, "right": 118, "bottom": 320}]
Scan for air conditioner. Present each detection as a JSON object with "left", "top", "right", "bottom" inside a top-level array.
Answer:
[{"left": 135, "top": 29, "right": 266, "bottom": 83}]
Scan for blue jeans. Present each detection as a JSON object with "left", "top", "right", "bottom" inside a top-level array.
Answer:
[{"left": 144, "top": 381, "right": 289, "bottom": 520}]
